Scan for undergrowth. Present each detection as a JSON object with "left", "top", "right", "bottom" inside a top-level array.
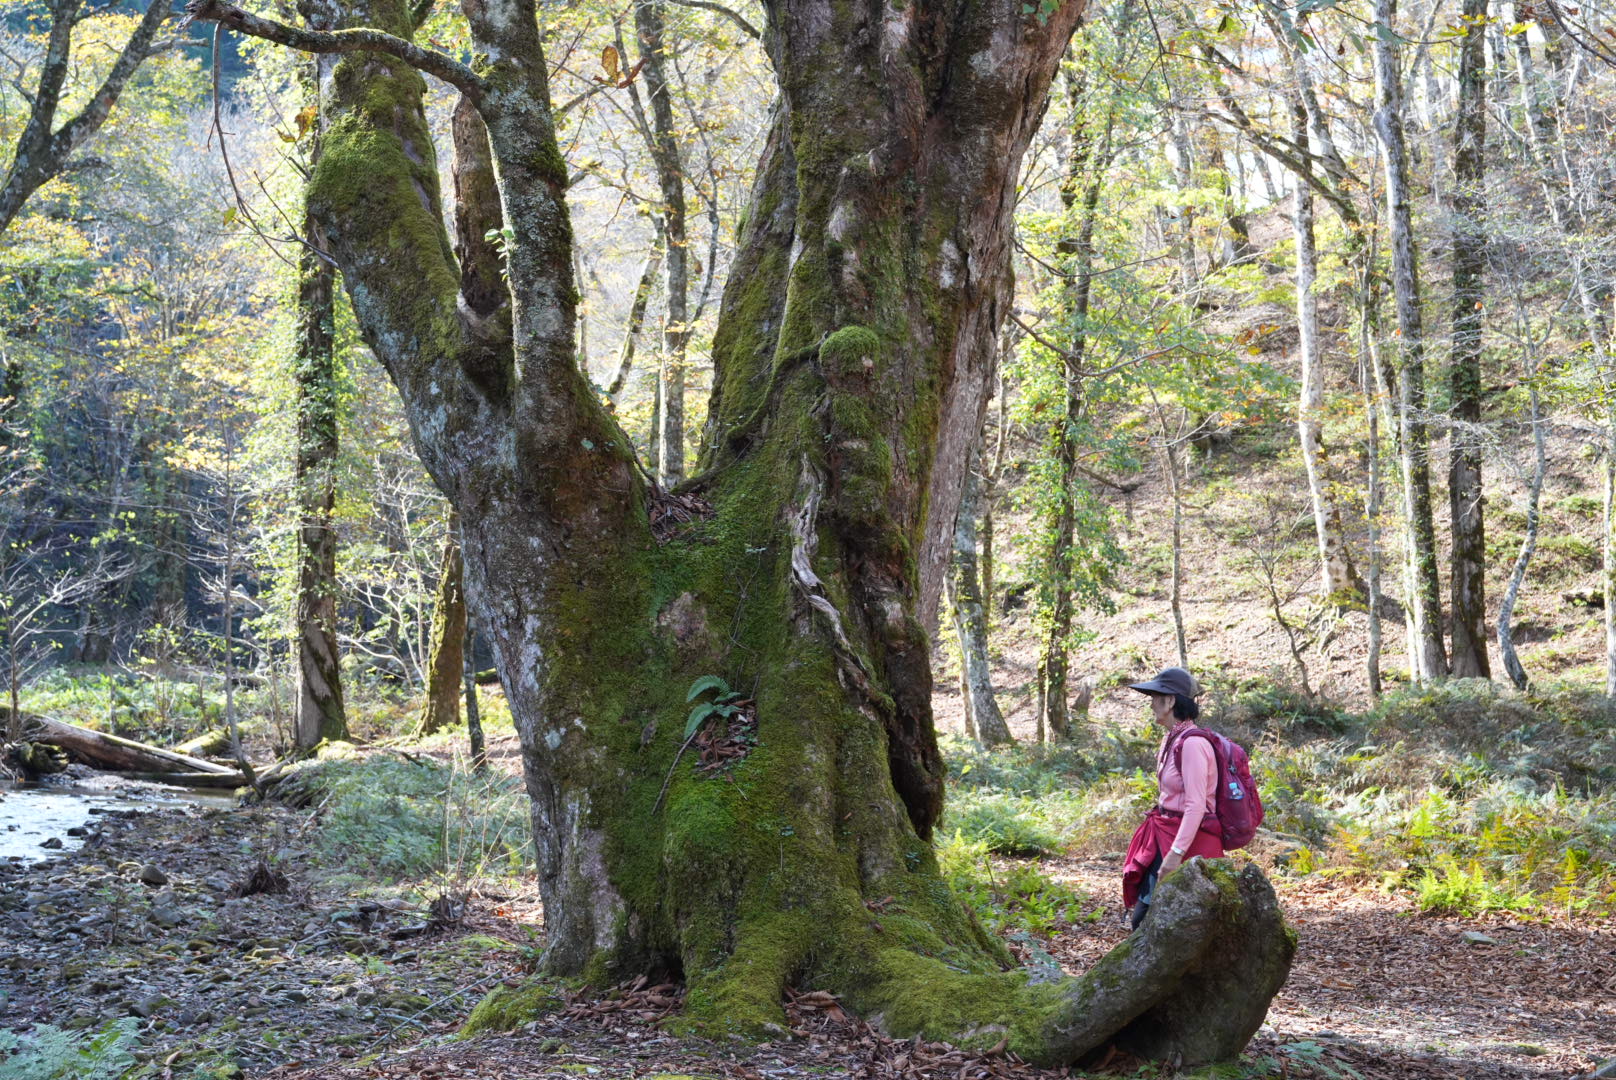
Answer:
[
  {"left": 0, "top": 1019, "right": 138, "bottom": 1080},
  {"left": 939, "top": 677, "right": 1616, "bottom": 927},
  {"left": 291, "top": 754, "right": 534, "bottom": 885}
]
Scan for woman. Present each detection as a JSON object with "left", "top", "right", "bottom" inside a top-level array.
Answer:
[{"left": 1121, "top": 665, "right": 1223, "bottom": 930}]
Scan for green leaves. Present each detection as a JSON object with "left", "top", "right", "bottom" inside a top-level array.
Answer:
[
  {"left": 685, "top": 675, "right": 730, "bottom": 702},
  {"left": 684, "top": 675, "right": 746, "bottom": 738}
]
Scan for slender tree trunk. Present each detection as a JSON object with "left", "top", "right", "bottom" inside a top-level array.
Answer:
[
  {"left": 1165, "top": 432, "right": 1189, "bottom": 670},
  {"left": 1214, "top": 143, "right": 1253, "bottom": 267},
  {"left": 950, "top": 440, "right": 1010, "bottom": 747},
  {"left": 1359, "top": 257, "right": 1385, "bottom": 699},
  {"left": 463, "top": 619, "right": 486, "bottom": 771},
  {"left": 634, "top": 0, "right": 689, "bottom": 485},
  {"left": 1291, "top": 110, "right": 1360, "bottom": 602},
  {"left": 294, "top": 125, "right": 348, "bottom": 748},
  {"left": 1447, "top": 0, "right": 1490, "bottom": 679},
  {"left": 197, "top": 0, "right": 1294, "bottom": 1057},
  {"left": 1372, "top": 0, "right": 1448, "bottom": 682},
  {"left": 1498, "top": 353, "right": 1542, "bottom": 690},
  {"left": 1041, "top": 65, "right": 1109, "bottom": 742},
  {"left": 417, "top": 516, "right": 466, "bottom": 736},
  {"left": 607, "top": 235, "right": 664, "bottom": 407}
]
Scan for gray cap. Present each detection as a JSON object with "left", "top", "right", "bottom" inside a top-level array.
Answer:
[{"left": 1128, "top": 666, "right": 1201, "bottom": 698}]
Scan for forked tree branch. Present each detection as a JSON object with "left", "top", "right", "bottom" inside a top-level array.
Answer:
[{"left": 180, "top": 0, "right": 486, "bottom": 99}]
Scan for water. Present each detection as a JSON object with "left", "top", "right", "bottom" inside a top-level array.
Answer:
[{"left": 0, "top": 781, "right": 235, "bottom": 864}]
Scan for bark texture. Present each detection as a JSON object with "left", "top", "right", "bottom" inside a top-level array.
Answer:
[
  {"left": 187, "top": 0, "right": 1293, "bottom": 1059},
  {"left": 416, "top": 518, "right": 466, "bottom": 736},
  {"left": 631, "top": 0, "right": 690, "bottom": 483},
  {"left": 948, "top": 442, "right": 1010, "bottom": 747},
  {"left": 1040, "top": 63, "right": 1106, "bottom": 743},
  {"left": 1291, "top": 106, "right": 1360, "bottom": 603},
  {"left": 1372, "top": 0, "right": 1449, "bottom": 682},
  {"left": 1447, "top": 0, "right": 1489, "bottom": 678},
  {"left": 294, "top": 199, "right": 348, "bottom": 750}
]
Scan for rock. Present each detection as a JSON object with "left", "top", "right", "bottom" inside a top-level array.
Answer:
[
  {"left": 127, "top": 994, "right": 166, "bottom": 1018},
  {"left": 150, "top": 905, "right": 187, "bottom": 929},
  {"left": 65, "top": 826, "right": 88, "bottom": 837},
  {"left": 1463, "top": 930, "right": 1498, "bottom": 946},
  {"left": 138, "top": 864, "right": 168, "bottom": 886},
  {"left": 284, "top": 989, "right": 310, "bottom": 1003},
  {"left": 40, "top": 837, "right": 63, "bottom": 850}
]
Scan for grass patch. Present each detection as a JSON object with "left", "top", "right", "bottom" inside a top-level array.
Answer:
[{"left": 291, "top": 755, "right": 534, "bottom": 884}]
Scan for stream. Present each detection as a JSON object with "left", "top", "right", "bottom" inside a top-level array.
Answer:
[{"left": 0, "top": 780, "right": 235, "bottom": 864}]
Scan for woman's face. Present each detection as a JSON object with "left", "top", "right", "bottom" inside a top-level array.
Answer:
[{"left": 1147, "top": 692, "right": 1175, "bottom": 727}]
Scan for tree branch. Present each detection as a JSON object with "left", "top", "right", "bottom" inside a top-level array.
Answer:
[
  {"left": 180, "top": 0, "right": 486, "bottom": 99},
  {"left": 665, "top": 0, "right": 761, "bottom": 40}
]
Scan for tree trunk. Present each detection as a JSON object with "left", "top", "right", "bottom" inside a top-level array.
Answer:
[
  {"left": 416, "top": 517, "right": 466, "bottom": 737},
  {"left": 192, "top": 0, "right": 1293, "bottom": 1058},
  {"left": 1372, "top": 0, "right": 1449, "bottom": 682},
  {"left": 294, "top": 172, "right": 348, "bottom": 749},
  {"left": 949, "top": 441, "right": 1010, "bottom": 748},
  {"left": 606, "top": 235, "right": 664, "bottom": 408},
  {"left": 1291, "top": 109, "right": 1361, "bottom": 603},
  {"left": 1358, "top": 257, "right": 1385, "bottom": 699},
  {"left": 1498, "top": 355, "right": 1543, "bottom": 690},
  {"left": 634, "top": 0, "right": 689, "bottom": 485},
  {"left": 1159, "top": 409, "right": 1190, "bottom": 670},
  {"left": 463, "top": 619, "right": 486, "bottom": 772},
  {"left": 1040, "top": 63, "right": 1108, "bottom": 743},
  {"left": 1447, "top": 0, "right": 1490, "bottom": 679}
]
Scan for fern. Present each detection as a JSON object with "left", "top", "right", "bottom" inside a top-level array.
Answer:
[{"left": 0, "top": 1020, "right": 139, "bottom": 1080}]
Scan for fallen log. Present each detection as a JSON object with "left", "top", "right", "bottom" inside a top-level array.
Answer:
[
  {"left": 19, "top": 714, "right": 238, "bottom": 776},
  {"left": 122, "top": 771, "right": 249, "bottom": 789}
]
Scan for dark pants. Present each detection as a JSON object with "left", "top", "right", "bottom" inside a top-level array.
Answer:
[{"left": 1129, "top": 853, "right": 1163, "bottom": 931}]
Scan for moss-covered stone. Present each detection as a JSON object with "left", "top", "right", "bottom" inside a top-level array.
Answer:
[{"left": 460, "top": 978, "right": 567, "bottom": 1035}]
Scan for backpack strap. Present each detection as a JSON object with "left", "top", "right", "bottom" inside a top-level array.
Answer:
[{"left": 1170, "top": 727, "right": 1221, "bottom": 780}]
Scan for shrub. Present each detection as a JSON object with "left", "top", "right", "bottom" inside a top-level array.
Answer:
[{"left": 1212, "top": 674, "right": 1350, "bottom": 743}]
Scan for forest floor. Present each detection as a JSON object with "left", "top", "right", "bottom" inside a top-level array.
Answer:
[{"left": 3, "top": 778, "right": 1612, "bottom": 1080}]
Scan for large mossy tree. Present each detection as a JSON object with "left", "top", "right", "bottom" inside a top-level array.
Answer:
[{"left": 185, "top": 0, "right": 1293, "bottom": 1063}]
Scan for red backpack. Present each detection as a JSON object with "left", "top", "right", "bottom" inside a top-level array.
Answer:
[{"left": 1170, "top": 727, "right": 1264, "bottom": 850}]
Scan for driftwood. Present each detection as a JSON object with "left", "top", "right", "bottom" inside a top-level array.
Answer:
[
  {"left": 19, "top": 714, "right": 237, "bottom": 776},
  {"left": 122, "top": 770, "right": 249, "bottom": 788}
]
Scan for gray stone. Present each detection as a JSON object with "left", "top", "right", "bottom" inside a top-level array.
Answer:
[
  {"left": 125, "top": 995, "right": 164, "bottom": 1018},
  {"left": 138, "top": 864, "right": 168, "bottom": 886},
  {"left": 150, "top": 906, "right": 187, "bottom": 929}
]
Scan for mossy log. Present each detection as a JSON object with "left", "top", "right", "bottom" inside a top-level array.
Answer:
[{"left": 18, "top": 715, "right": 237, "bottom": 776}]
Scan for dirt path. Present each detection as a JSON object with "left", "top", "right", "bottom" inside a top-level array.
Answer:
[
  {"left": 1045, "top": 855, "right": 1616, "bottom": 1079},
  {"left": 4, "top": 799, "right": 1610, "bottom": 1079}
]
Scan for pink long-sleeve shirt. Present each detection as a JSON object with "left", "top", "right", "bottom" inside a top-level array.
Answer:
[{"left": 1157, "top": 724, "right": 1218, "bottom": 853}]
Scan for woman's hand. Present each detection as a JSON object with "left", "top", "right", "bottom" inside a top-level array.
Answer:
[{"left": 1159, "top": 849, "right": 1184, "bottom": 877}]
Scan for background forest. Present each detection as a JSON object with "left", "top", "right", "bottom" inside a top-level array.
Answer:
[{"left": 0, "top": 0, "right": 1614, "bottom": 1075}]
